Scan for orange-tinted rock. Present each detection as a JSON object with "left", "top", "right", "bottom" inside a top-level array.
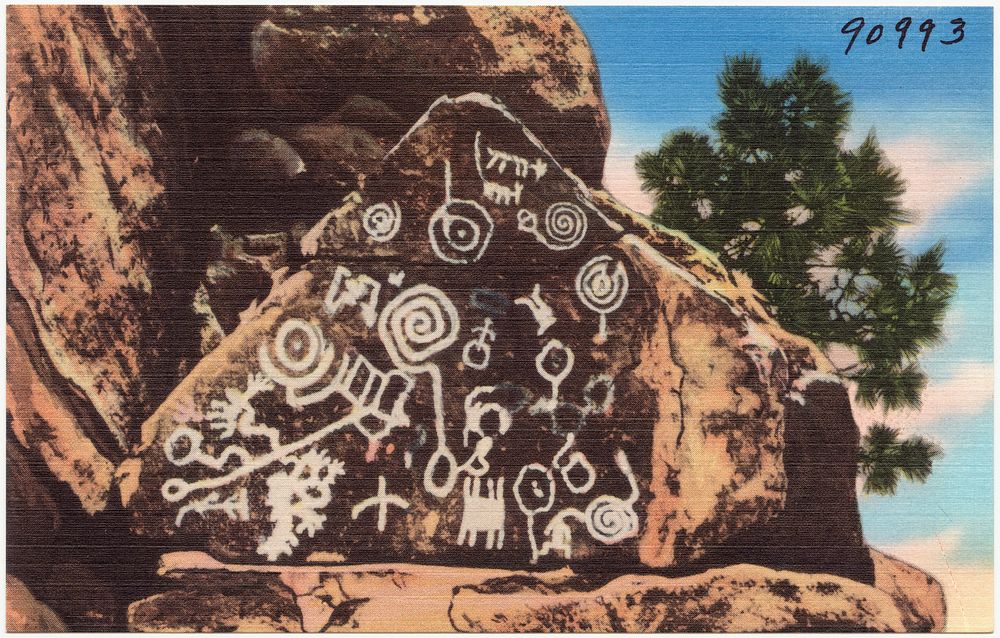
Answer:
[
  {"left": 126, "top": 549, "right": 944, "bottom": 632},
  {"left": 252, "top": 6, "right": 611, "bottom": 184},
  {"left": 6, "top": 575, "right": 67, "bottom": 632},
  {"left": 124, "top": 94, "right": 867, "bottom": 580},
  {"left": 7, "top": 6, "right": 181, "bottom": 455}
]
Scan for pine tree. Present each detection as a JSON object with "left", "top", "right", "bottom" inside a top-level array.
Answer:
[
  {"left": 858, "top": 423, "right": 942, "bottom": 495},
  {"left": 636, "top": 54, "right": 955, "bottom": 411}
]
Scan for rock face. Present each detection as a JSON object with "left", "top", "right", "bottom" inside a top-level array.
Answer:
[
  {"left": 253, "top": 6, "right": 611, "bottom": 185},
  {"left": 126, "top": 549, "right": 945, "bottom": 632},
  {"left": 125, "top": 93, "right": 870, "bottom": 582},
  {"left": 6, "top": 5, "right": 185, "bottom": 469},
  {"left": 6, "top": 575, "right": 67, "bottom": 632}
]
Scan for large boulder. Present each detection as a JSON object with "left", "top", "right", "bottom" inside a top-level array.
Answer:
[
  {"left": 253, "top": 6, "right": 610, "bottom": 185},
  {"left": 123, "top": 93, "right": 871, "bottom": 583},
  {"left": 127, "top": 548, "right": 944, "bottom": 632},
  {"left": 6, "top": 5, "right": 191, "bottom": 501}
]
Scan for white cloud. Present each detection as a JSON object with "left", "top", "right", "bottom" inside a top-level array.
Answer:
[
  {"left": 876, "top": 528, "right": 993, "bottom": 632},
  {"left": 880, "top": 137, "right": 991, "bottom": 238},
  {"left": 851, "top": 361, "right": 993, "bottom": 435}
]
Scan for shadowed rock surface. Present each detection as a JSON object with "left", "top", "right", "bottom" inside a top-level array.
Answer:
[{"left": 126, "top": 94, "right": 872, "bottom": 584}]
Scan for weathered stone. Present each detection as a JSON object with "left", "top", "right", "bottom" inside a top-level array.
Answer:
[
  {"left": 227, "top": 128, "right": 306, "bottom": 181},
  {"left": 124, "top": 93, "right": 868, "bottom": 580},
  {"left": 288, "top": 118, "right": 386, "bottom": 192},
  {"left": 448, "top": 553, "right": 938, "bottom": 632},
  {"left": 252, "top": 6, "right": 611, "bottom": 184},
  {"left": 6, "top": 575, "right": 67, "bottom": 632},
  {"left": 127, "top": 549, "right": 943, "bottom": 632},
  {"left": 127, "top": 571, "right": 301, "bottom": 632},
  {"left": 7, "top": 5, "right": 183, "bottom": 456},
  {"left": 870, "top": 548, "right": 947, "bottom": 632}
]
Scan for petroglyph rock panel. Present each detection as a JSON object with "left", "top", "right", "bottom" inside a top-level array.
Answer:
[{"left": 126, "top": 94, "right": 866, "bottom": 576}]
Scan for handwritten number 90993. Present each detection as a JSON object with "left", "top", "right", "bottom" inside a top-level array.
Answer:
[{"left": 841, "top": 17, "right": 965, "bottom": 55}]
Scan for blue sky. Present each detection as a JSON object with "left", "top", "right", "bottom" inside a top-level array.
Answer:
[{"left": 570, "top": 6, "right": 992, "bottom": 626}]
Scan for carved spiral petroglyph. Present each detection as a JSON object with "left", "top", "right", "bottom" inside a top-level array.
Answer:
[
  {"left": 544, "top": 202, "right": 588, "bottom": 250},
  {"left": 576, "top": 255, "right": 629, "bottom": 342},
  {"left": 585, "top": 495, "right": 639, "bottom": 544},
  {"left": 259, "top": 319, "right": 336, "bottom": 394},
  {"left": 378, "top": 284, "right": 460, "bottom": 367},
  {"left": 362, "top": 201, "right": 402, "bottom": 242}
]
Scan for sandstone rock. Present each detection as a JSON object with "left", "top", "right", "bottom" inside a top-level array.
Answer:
[
  {"left": 124, "top": 93, "right": 868, "bottom": 580},
  {"left": 7, "top": 5, "right": 183, "bottom": 457},
  {"left": 127, "top": 572, "right": 301, "bottom": 632},
  {"left": 127, "top": 548, "right": 944, "bottom": 632},
  {"left": 252, "top": 6, "right": 611, "bottom": 184},
  {"left": 448, "top": 557, "right": 932, "bottom": 632},
  {"left": 870, "top": 548, "right": 947, "bottom": 632},
  {"left": 6, "top": 575, "right": 67, "bottom": 632}
]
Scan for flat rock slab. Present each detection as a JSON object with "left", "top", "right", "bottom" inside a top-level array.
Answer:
[
  {"left": 126, "top": 93, "right": 859, "bottom": 574},
  {"left": 127, "top": 549, "right": 944, "bottom": 632}
]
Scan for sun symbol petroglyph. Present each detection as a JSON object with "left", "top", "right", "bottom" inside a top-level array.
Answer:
[
  {"left": 430, "top": 160, "right": 494, "bottom": 264},
  {"left": 377, "top": 284, "right": 465, "bottom": 498},
  {"left": 576, "top": 254, "right": 629, "bottom": 343},
  {"left": 362, "top": 200, "right": 402, "bottom": 242}
]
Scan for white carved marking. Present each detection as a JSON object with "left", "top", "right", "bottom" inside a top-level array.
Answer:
[
  {"left": 552, "top": 433, "right": 596, "bottom": 495},
  {"left": 362, "top": 201, "right": 402, "bottom": 242},
  {"left": 175, "top": 487, "right": 250, "bottom": 527},
  {"left": 258, "top": 319, "right": 338, "bottom": 409},
  {"left": 482, "top": 180, "right": 523, "bottom": 206},
  {"left": 351, "top": 475, "right": 410, "bottom": 533},
  {"left": 514, "top": 463, "right": 556, "bottom": 564},
  {"left": 584, "top": 449, "right": 640, "bottom": 544},
  {"left": 517, "top": 203, "right": 587, "bottom": 251},
  {"left": 324, "top": 266, "right": 381, "bottom": 328},
  {"left": 378, "top": 284, "right": 460, "bottom": 366},
  {"left": 514, "top": 283, "right": 556, "bottom": 336},
  {"left": 162, "top": 409, "right": 357, "bottom": 504},
  {"left": 461, "top": 317, "right": 496, "bottom": 370},
  {"left": 258, "top": 448, "right": 346, "bottom": 561},
  {"left": 463, "top": 386, "right": 514, "bottom": 447},
  {"left": 377, "top": 284, "right": 461, "bottom": 498},
  {"left": 540, "top": 509, "right": 585, "bottom": 560},
  {"left": 535, "top": 339, "right": 575, "bottom": 407},
  {"left": 388, "top": 270, "right": 405, "bottom": 287},
  {"left": 474, "top": 130, "right": 537, "bottom": 206},
  {"left": 583, "top": 374, "right": 616, "bottom": 416},
  {"left": 457, "top": 476, "right": 506, "bottom": 550},
  {"left": 576, "top": 255, "right": 629, "bottom": 343},
  {"left": 430, "top": 160, "right": 494, "bottom": 264}
]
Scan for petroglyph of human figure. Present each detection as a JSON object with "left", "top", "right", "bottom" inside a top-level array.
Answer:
[{"left": 462, "top": 317, "right": 496, "bottom": 370}]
